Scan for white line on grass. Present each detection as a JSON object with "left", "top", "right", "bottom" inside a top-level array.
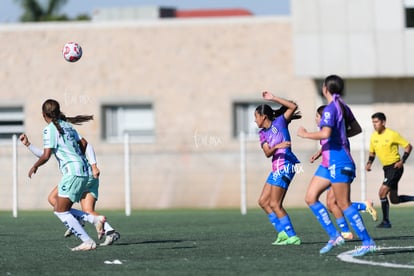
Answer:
[{"left": 337, "top": 246, "right": 414, "bottom": 269}]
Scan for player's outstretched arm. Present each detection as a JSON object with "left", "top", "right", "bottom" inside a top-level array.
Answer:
[{"left": 262, "top": 91, "right": 298, "bottom": 119}]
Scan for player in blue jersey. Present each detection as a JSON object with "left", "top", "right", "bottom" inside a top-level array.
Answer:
[
  {"left": 255, "top": 91, "right": 302, "bottom": 245},
  {"left": 26, "top": 99, "right": 105, "bottom": 251},
  {"left": 310, "top": 105, "right": 377, "bottom": 241},
  {"left": 297, "top": 75, "right": 376, "bottom": 257},
  {"left": 20, "top": 133, "right": 120, "bottom": 246}
]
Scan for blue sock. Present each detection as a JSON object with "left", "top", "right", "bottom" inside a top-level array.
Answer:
[
  {"left": 268, "top": 212, "right": 283, "bottom": 233},
  {"left": 309, "top": 201, "right": 339, "bottom": 240},
  {"left": 279, "top": 215, "right": 296, "bottom": 237},
  {"left": 351, "top": 202, "right": 366, "bottom": 211},
  {"left": 343, "top": 206, "right": 372, "bottom": 245},
  {"left": 336, "top": 217, "right": 350, "bottom": 233}
]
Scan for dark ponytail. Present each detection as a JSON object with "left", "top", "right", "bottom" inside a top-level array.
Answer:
[
  {"left": 255, "top": 103, "right": 301, "bottom": 122},
  {"left": 42, "top": 99, "right": 93, "bottom": 135}
]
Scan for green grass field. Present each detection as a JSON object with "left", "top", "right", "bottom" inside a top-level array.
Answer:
[{"left": 1, "top": 207, "right": 414, "bottom": 275}]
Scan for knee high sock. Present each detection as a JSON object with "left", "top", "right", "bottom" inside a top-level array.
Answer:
[
  {"left": 380, "top": 197, "right": 390, "bottom": 222},
  {"left": 268, "top": 212, "right": 283, "bottom": 233},
  {"left": 343, "top": 206, "right": 373, "bottom": 245},
  {"left": 279, "top": 215, "right": 296, "bottom": 237},
  {"left": 69, "top": 208, "right": 96, "bottom": 224},
  {"left": 70, "top": 208, "right": 114, "bottom": 234},
  {"left": 351, "top": 202, "right": 366, "bottom": 211},
  {"left": 54, "top": 211, "right": 92, "bottom": 242},
  {"left": 398, "top": 195, "right": 414, "bottom": 203},
  {"left": 336, "top": 216, "right": 350, "bottom": 233},
  {"left": 309, "top": 201, "right": 339, "bottom": 240}
]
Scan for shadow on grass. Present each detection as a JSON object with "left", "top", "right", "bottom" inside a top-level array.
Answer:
[
  {"left": 373, "top": 235, "right": 414, "bottom": 242},
  {"left": 113, "top": 239, "right": 197, "bottom": 249},
  {"left": 376, "top": 248, "right": 414, "bottom": 256},
  {"left": 299, "top": 235, "right": 414, "bottom": 246}
]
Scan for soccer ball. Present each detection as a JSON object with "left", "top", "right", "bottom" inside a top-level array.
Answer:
[{"left": 62, "top": 42, "right": 82, "bottom": 62}]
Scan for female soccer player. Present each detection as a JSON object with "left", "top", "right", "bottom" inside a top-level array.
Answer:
[
  {"left": 310, "top": 105, "right": 377, "bottom": 241},
  {"left": 20, "top": 133, "right": 120, "bottom": 246},
  {"left": 255, "top": 91, "right": 302, "bottom": 245},
  {"left": 26, "top": 99, "right": 105, "bottom": 251},
  {"left": 297, "top": 75, "right": 376, "bottom": 256}
]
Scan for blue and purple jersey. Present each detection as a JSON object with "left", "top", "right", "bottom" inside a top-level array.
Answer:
[
  {"left": 259, "top": 115, "right": 300, "bottom": 172},
  {"left": 319, "top": 95, "right": 355, "bottom": 168}
]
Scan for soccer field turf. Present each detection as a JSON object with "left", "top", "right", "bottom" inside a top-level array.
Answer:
[{"left": 1, "top": 207, "right": 414, "bottom": 275}]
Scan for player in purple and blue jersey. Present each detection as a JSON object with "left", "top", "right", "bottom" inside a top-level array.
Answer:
[
  {"left": 297, "top": 75, "right": 376, "bottom": 257},
  {"left": 255, "top": 91, "right": 302, "bottom": 245},
  {"left": 311, "top": 105, "right": 377, "bottom": 242}
]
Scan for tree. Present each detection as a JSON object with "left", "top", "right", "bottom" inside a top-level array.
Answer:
[{"left": 15, "top": 0, "right": 89, "bottom": 22}]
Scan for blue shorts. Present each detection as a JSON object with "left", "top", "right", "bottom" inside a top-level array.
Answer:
[
  {"left": 315, "top": 164, "right": 355, "bottom": 184},
  {"left": 58, "top": 175, "right": 89, "bottom": 203},
  {"left": 266, "top": 170, "right": 295, "bottom": 189},
  {"left": 85, "top": 176, "right": 99, "bottom": 200}
]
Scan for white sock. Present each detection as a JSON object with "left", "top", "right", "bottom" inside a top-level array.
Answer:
[
  {"left": 69, "top": 208, "right": 95, "bottom": 224},
  {"left": 54, "top": 211, "right": 92, "bottom": 242},
  {"left": 104, "top": 222, "right": 114, "bottom": 234}
]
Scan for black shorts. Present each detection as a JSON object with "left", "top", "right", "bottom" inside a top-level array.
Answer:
[{"left": 382, "top": 164, "right": 404, "bottom": 190}]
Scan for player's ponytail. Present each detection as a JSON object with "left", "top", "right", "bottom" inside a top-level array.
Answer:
[
  {"left": 42, "top": 99, "right": 93, "bottom": 135},
  {"left": 66, "top": 115, "right": 94, "bottom": 125},
  {"left": 256, "top": 104, "right": 301, "bottom": 122},
  {"left": 274, "top": 104, "right": 302, "bottom": 121}
]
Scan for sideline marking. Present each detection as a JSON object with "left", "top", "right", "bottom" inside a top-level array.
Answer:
[{"left": 337, "top": 246, "right": 414, "bottom": 269}]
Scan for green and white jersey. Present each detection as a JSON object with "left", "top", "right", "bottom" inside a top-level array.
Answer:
[{"left": 43, "top": 120, "right": 89, "bottom": 176}]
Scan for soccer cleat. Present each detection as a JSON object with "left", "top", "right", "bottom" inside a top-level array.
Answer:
[
  {"left": 319, "top": 235, "right": 345, "bottom": 254},
  {"left": 100, "top": 231, "right": 121, "bottom": 246},
  {"left": 272, "top": 231, "right": 288, "bottom": 245},
  {"left": 352, "top": 242, "right": 376, "bottom": 257},
  {"left": 341, "top": 232, "right": 354, "bottom": 240},
  {"left": 64, "top": 228, "right": 73, "bottom": 238},
  {"left": 273, "top": 235, "right": 301, "bottom": 245},
  {"left": 364, "top": 200, "right": 378, "bottom": 221},
  {"left": 94, "top": 215, "right": 106, "bottom": 240},
  {"left": 376, "top": 221, "right": 392, "bottom": 228},
  {"left": 71, "top": 239, "right": 96, "bottom": 251}
]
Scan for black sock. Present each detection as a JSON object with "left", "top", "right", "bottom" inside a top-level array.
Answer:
[
  {"left": 380, "top": 197, "right": 390, "bottom": 222},
  {"left": 398, "top": 195, "right": 414, "bottom": 203}
]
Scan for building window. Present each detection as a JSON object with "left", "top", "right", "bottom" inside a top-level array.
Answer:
[
  {"left": 0, "top": 107, "right": 24, "bottom": 141},
  {"left": 405, "top": 8, "right": 414, "bottom": 27},
  {"left": 102, "top": 104, "right": 154, "bottom": 143},
  {"left": 405, "top": 1, "right": 414, "bottom": 27},
  {"left": 233, "top": 102, "right": 262, "bottom": 140}
]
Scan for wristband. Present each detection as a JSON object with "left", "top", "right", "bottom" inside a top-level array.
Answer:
[
  {"left": 367, "top": 156, "right": 375, "bottom": 164},
  {"left": 402, "top": 152, "right": 410, "bottom": 163}
]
